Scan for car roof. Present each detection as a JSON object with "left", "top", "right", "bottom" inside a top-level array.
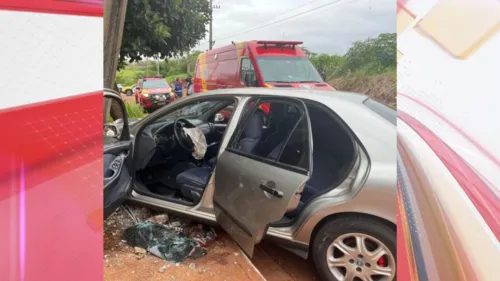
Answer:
[
  {"left": 197, "top": 88, "right": 395, "bottom": 165},
  {"left": 198, "top": 87, "right": 369, "bottom": 104}
]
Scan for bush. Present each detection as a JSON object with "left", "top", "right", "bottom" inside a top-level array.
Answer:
[{"left": 125, "top": 101, "right": 147, "bottom": 118}]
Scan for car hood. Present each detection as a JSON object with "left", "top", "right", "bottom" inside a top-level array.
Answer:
[{"left": 265, "top": 82, "right": 335, "bottom": 90}]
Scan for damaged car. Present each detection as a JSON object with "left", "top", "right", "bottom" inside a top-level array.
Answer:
[{"left": 103, "top": 87, "right": 397, "bottom": 281}]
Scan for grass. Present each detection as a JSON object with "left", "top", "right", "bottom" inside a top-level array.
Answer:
[{"left": 125, "top": 101, "right": 147, "bottom": 118}]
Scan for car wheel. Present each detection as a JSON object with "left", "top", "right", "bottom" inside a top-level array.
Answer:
[
  {"left": 312, "top": 215, "right": 396, "bottom": 281},
  {"left": 125, "top": 89, "right": 133, "bottom": 96}
]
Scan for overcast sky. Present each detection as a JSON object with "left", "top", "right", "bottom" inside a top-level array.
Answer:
[{"left": 193, "top": 0, "right": 396, "bottom": 55}]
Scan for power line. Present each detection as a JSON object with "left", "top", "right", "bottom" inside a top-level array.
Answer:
[
  {"left": 215, "top": 0, "right": 351, "bottom": 42},
  {"left": 199, "top": 0, "right": 322, "bottom": 47}
]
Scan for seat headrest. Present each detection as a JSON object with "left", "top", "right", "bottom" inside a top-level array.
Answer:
[{"left": 242, "top": 111, "right": 264, "bottom": 139}]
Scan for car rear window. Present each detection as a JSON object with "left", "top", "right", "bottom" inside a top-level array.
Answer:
[{"left": 363, "top": 98, "right": 396, "bottom": 125}]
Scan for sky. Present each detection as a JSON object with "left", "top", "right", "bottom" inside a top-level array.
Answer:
[{"left": 194, "top": 0, "right": 396, "bottom": 55}]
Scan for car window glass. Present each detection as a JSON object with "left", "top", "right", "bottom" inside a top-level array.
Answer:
[
  {"left": 231, "top": 100, "right": 310, "bottom": 170},
  {"left": 155, "top": 100, "right": 221, "bottom": 122},
  {"left": 256, "top": 57, "right": 323, "bottom": 83},
  {"left": 143, "top": 79, "right": 169, "bottom": 89},
  {"left": 275, "top": 116, "right": 309, "bottom": 169},
  {"left": 215, "top": 104, "right": 235, "bottom": 124}
]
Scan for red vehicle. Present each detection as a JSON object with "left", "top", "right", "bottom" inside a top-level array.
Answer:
[
  {"left": 193, "top": 40, "right": 335, "bottom": 93},
  {"left": 134, "top": 76, "right": 175, "bottom": 112}
]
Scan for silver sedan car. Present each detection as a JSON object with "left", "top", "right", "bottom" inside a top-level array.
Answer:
[{"left": 103, "top": 87, "right": 397, "bottom": 281}]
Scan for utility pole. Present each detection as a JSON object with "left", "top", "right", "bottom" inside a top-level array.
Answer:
[
  {"left": 103, "top": 0, "right": 128, "bottom": 122},
  {"left": 186, "top": 50, "right": 190, "bottom": 73},
  {"left": 208, "top": 0, "right": 220, "bottom": 50},
  {"left": 156, "top": 56, "right": 160, "bottom": 76}
]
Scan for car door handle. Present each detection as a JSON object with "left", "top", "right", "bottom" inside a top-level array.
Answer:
[{"left": 260, "top": 181, "right": 283, "bottom": 198}]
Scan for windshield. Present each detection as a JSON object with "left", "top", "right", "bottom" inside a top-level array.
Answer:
[
  {"left": 156, "top": 101, "right": 221, "bottom": 122},
  {"left": 143, "top": 79, "right": 169, "bottom": 89},
  {"left": 256, "top": 56, "right": 323, "bottom": 83}
]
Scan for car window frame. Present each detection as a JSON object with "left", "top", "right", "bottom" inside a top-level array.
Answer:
[
  {"left": 240, "top": 57, "right": 256, "bottom": 83},
  {"left": 362, "top": 98, "right": 396, "bottom": 125},
  {"left": 225, "top": 97, "right": 313, "bottom": 175}
]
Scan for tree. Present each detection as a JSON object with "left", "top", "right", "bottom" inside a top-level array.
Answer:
[
  {"left": 301, "top": 47, "right": 317, "bottom": 58},
  {"left": 310, "top": 54, "right": 345, "bottom": 79},
  {"left": 119, "top": 0, "right": 210, "bottom": 69},
  {"left": 343, "top": 33, "right": 396, "bottom": 74}
]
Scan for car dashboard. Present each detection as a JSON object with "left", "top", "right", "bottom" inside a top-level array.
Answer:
[{"left": 135, "top": 119, "right": 216, "bottom": 170}]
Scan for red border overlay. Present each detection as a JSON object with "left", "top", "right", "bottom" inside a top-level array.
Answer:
[
  {"left": 0, "top": 92, "right": 103, "bottom": 281},
  {"left": 0, "top": 0, "right": 103, "bottom": 17},
  {"left": 398, "top": 110, "right": 500, "bottom": 241}
]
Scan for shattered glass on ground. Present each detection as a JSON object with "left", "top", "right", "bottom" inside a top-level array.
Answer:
[{"left": 121, "top": 212, "right": 217, "bottom": 263}]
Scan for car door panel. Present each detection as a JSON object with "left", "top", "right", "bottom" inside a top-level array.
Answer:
[
  {"left": 213, "top": 98, "right": 313, "bottom": 258},
  {"left": 103, "top": 141, "right": 133, "bottom": 219},
  {"left": 103, "top": 89, "right": 134, "bottom": 219},
  {"left": 214, "top": 151, "right": 310, "bottom": 257}
]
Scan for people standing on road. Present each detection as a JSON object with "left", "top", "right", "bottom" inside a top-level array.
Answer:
[
  {"left": 186, "top": 74, "right": 193, "bottom": 96},
  {"left": 173, "top": 77, "right": 183, "bottom": 98}
]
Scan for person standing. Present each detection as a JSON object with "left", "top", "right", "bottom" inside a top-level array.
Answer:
[
  {"left": 173, "top": 77, "right": 183, "bottom": 98},
  {"left": 186, "top": 74, "right": 193, "bottom": 96}
]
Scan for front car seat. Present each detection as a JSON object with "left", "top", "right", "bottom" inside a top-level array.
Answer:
[{"left": 177, "top": 111, "right": 265, "bottom": 201}]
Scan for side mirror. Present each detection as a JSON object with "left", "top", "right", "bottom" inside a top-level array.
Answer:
[
  {"left": 244, "top": 73, "right": 252, "bottom": 86},
  {"left": 244, "top": 73, "right": 258, "bottom": 87},
  {"left": 214, "top": 113, "right": 224, "bottom": 123},
  {"left": 104, "top": 124, "right": 118, "bottom": 137},
  {"left": 104, "top": 89, "right": 130, "bottom": 141}
]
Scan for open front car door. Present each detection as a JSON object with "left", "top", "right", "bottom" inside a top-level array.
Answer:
[
  {"left": 213, "top": 97, "right": 313, "bottom": 257},
  {"left": 103, "top": 89, "right": 134, "bottom": 219}
]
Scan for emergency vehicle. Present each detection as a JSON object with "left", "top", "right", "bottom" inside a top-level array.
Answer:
[
  {"left": 134, "top": 76, "right": 175, "bottom": 112},
  {"left": 193, "top": 40, "right": 335, "bottom": 93}
]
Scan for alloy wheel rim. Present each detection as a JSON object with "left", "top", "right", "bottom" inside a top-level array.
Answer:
[{"left": 326, "top": 233, "right": 395, "bottom": 281}]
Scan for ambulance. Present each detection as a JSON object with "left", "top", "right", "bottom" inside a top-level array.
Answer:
[{"left": 193, "top": 40, "right": 335, "bottom": 93}]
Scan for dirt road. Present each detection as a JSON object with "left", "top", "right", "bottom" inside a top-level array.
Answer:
[
  {"left": 254, "top": 242, "right": 320, "bottom": 281},
  {"left": 104, "top": 207, "right": 320, "bottom": 281},
  {"left": 104, "top": 207, "right": 266, "bottom": 281}
]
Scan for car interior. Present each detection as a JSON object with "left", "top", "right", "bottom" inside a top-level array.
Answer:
[{"left": 133, "top": 97, "right": 356, "bottom": 223}]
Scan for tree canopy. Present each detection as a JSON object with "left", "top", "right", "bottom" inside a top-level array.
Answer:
[
  {"left": 119, "top": 0, "right": 210, "bottom": 68},
  {"left": 305, "top": 33, "right": 397, "bottom": 79}
]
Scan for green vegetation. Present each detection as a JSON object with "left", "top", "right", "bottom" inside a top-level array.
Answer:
[
  {"left": 120, "top": 0, "right": 210, "bottom": 68},
  {"left": 306, "top": 33, "right": 396, "bottom": 79},
  {"left": 125, "top": 101, "right": 147, "bottom": 118},
  {"left": 306, "top": 33, "right": 396, "bottom": 105},
  {"left": 116, "top": 50, "right": 201, "bottom": 86},
  {"left": 117, "top": 33, "right": 397, "bottom": 105}
]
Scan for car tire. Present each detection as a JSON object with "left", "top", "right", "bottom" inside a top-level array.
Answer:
[
  {"left": 312, "top": 215, "right": 396, "bottom": 281},
  {"left": 125, "top": 89, "right": 133, "bottom": 96}
]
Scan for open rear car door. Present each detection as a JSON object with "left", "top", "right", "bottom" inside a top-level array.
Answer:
[
  {"left": 213, "top": 98, "right": 313, "bottom": 257},
  {"left": 103, "top": 89, "right": 134, "bottom": 219}
]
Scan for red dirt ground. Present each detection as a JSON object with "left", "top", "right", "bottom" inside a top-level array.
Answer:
[{"left": 103, "top": 208, "right": 320, "bottom": 281}]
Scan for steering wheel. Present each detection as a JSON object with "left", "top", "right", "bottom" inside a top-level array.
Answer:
[{"left": 173, "top": 118, "right": 196, "bottom": 151}]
